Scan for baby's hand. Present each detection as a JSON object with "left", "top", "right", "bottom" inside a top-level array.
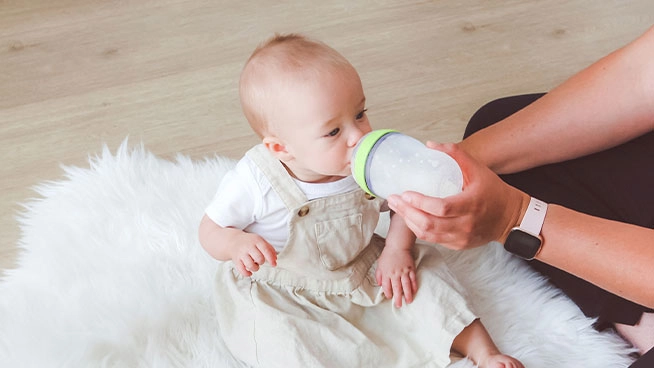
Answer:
[
  {"left": 375, "top": 248, "right": 418, "bottom": 308},
  {"left": 231, "top": 232, "right": 277, "bottom": 277}
]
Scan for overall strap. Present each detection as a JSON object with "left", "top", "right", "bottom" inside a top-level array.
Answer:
[{"left": 246, "top": 144, "right": 308, "bottom": 211}]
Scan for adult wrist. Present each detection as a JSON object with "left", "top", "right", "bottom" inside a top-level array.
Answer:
[
  {"left": 503, "top": 196, "right": 549, "bottom": 260},
  {"left": 498, "top": 191, "right": 531, "bottom": 243},
  {"left": 458, "top": 138, "right": 489, "bottom": 168},
  {"left": 460, "top": 130, "right": 509, "bottom": 174}
]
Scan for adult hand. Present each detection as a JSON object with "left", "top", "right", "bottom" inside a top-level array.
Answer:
[{"left": 386, "top": 142, "right": 530, "bottom": 250}]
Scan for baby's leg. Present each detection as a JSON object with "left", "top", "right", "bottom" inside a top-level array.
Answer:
[{"left": 451, "top": 319, "right": 524, "bottom": 368}]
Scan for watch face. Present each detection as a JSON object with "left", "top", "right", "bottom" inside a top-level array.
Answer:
[{"left": 504, "top": 229, "right": 542, "bottom": 260}]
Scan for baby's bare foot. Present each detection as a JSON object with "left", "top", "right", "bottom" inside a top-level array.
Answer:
[{"left": 481, "top": 353, "right": 524, "bottom": 368}]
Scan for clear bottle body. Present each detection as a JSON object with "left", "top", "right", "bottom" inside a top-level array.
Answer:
[{"left": 353, "top": 132, "right": 463, "bottom": 199}]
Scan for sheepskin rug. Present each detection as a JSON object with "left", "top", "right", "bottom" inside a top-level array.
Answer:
[{"left": 0, "top": 142, "right": 636, "bottom": 367}]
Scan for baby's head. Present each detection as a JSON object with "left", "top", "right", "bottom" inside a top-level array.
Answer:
[
  {"left": 240, "top": 34, "right": 372, "bottom": 183},
  {"left": 240, "top": 34, "right": 354, "bottom": 138}
]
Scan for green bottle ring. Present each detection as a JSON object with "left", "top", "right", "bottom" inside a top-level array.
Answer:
[{"left": 352, "top": 129, "right": 398, "bottom": 196}]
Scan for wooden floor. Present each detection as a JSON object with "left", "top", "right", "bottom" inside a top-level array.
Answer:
[{"left": 1, "top": 1, "right": 652, "bottom": 274}]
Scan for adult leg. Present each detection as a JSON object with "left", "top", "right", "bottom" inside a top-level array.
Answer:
[
  {"left": 466, "top": 93, "right": 654, "bottom": 232},
  {"left": 464, "top": 94, "right": 654, "bottom": 361},
  {"left": 630, "top": 347, "right": 654, "bottom": 368}
]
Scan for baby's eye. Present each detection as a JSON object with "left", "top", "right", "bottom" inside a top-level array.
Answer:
[
  {"left": 327, "top": 128, "right": 340, "bottom": 137},
  {"left": 356, "top": 109, "right": 368, "bottom": 120}
]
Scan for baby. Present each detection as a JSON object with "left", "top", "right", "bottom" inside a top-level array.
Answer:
[{"left": 199, "top": 33, "right": 523, "bottom": 368}]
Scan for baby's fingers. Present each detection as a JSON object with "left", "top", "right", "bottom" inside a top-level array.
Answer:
[
  {"left": 235, "top": 260, "right": 252, "bottom": 277},
  {"left": 249, "top": 251, "right": 266, "bottom": 266},
  {"left": 380, "top": 275, "right": 393, "bottom": 300},
  {"left": 401, "top": 272, "right": 417, "bottom": 304},
  {"left": 410, "top": 271, "right": 418, "bottom": 293},
  {"left": 392, "top": 277, "right": 404, "bottom": 308},
  {"left": 256, "top": 241, "right": 277, "bottom": 267},
  {"left": 241, "top": 255, "right": 260, "bottom": 273}
]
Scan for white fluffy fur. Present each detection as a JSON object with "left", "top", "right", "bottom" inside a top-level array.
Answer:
[{"left": 0, "top": 142, "right": 636, "bottom": 367}]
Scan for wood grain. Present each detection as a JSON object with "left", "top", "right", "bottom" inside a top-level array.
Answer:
[{"left": 1, "top": 0, "right": 652, "bottom": 274}]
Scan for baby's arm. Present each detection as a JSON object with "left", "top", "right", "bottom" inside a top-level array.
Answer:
[
  {"left": 375, "top": 211, "right": 418, "bottom": 308},
  {"left": 199, "top": 214, "right": 277, "bottom": 277},
  {"left": 452, "top": 319, "right": 524, "bottom": 368}
]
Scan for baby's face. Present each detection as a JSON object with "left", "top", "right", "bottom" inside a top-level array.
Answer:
[{"left": 270, "top": 66, "right": 372, "bottom": 183}]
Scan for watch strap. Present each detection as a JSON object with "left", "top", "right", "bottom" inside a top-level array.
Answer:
[{"left": 519, "top": 197, "right": 548, "bottom": 237}]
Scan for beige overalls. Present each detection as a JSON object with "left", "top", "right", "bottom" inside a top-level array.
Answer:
[{"left": 214, "top": 145, "right": 477, "bottom": 368}]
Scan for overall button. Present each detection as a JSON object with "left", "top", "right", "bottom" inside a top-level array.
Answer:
[
  {"left": 364, "top": 193, "right": 376, "bottom": 200},
  {"left": 297, "top": 206, "right": 310, "bottom": 217}
]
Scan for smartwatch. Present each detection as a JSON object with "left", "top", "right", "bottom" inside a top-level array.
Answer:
[{"left": 504, "top": 197, "right": 548, "bottom": 260}]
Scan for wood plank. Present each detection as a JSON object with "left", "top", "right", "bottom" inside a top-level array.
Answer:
[{"left": 1, "top": 0, "right": 652, "bottom": 274}]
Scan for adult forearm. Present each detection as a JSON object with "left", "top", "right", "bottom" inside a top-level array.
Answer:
[
  {"left": 461, "top": 26, "right": 654, "bottom": 174},
  {"left": 536, "top": 204, "right": 654, "bottom": 308}
]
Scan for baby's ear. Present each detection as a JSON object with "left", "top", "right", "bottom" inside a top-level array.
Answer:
[{"left": 262, "top": 136, "right": 293, "bottom": 162}]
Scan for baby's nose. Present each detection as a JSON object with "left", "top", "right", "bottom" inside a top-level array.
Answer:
[{"left": 349, "top": 127, "right": 367, "bottom": 147}]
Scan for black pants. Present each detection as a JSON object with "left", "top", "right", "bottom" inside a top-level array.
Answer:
[{"left": 464, "top": 94, "right": 654, "bottom": 364}]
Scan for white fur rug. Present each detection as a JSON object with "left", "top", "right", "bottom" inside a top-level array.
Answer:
[{"left": 0, "top": 142, "right": 636, "bottom": 367}]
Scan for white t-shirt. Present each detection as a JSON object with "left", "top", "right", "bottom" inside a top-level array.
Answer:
[{"left": 205, "top": 156, "right": 360, "bottom": 251}]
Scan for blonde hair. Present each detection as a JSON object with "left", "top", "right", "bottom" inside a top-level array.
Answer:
[{"left": 239, "top": 33, "right": 355, "bottom": 137}]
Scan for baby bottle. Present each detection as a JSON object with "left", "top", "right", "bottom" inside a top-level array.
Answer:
[{"left": 351, "top": 129, "right": 463, "bottom": 199}]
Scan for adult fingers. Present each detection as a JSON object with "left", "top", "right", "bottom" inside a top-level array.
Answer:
[
  {"left": 392, "top": 190, "right": 471, "bottom": 224},
  {"left": 386, "top": 195, "right": 441, "bottom": 241},
  {"left": 426, "top": 141, "right": 486, "bottom": 188},
  {"left": 404, "top": 212, "right": 474, "bottom": 249},
  {"left": 426, "top": 141, "right": 475, "bottom": 170},
  {"left": 387, "top": 194, "right": 451, "bottom": 244},
  {"left": 391, "top": 191, "right": 451, "bottom": 218},
  {"left": 425, "top": 141, "right": 457, "bottom": 157}
]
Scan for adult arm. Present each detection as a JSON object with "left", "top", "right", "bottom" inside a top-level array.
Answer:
[
  {"left": 389, "top": 26, "right": 654, "bottom": 308},
  {"left": 538, "top": 203, "right": 654, "bottom": 309},
  {"left": 387, "top": 144, "right": 654, "bottom": 308},
  {"left": 460, "top": 26, "right": 654, "bottom": 174}
]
